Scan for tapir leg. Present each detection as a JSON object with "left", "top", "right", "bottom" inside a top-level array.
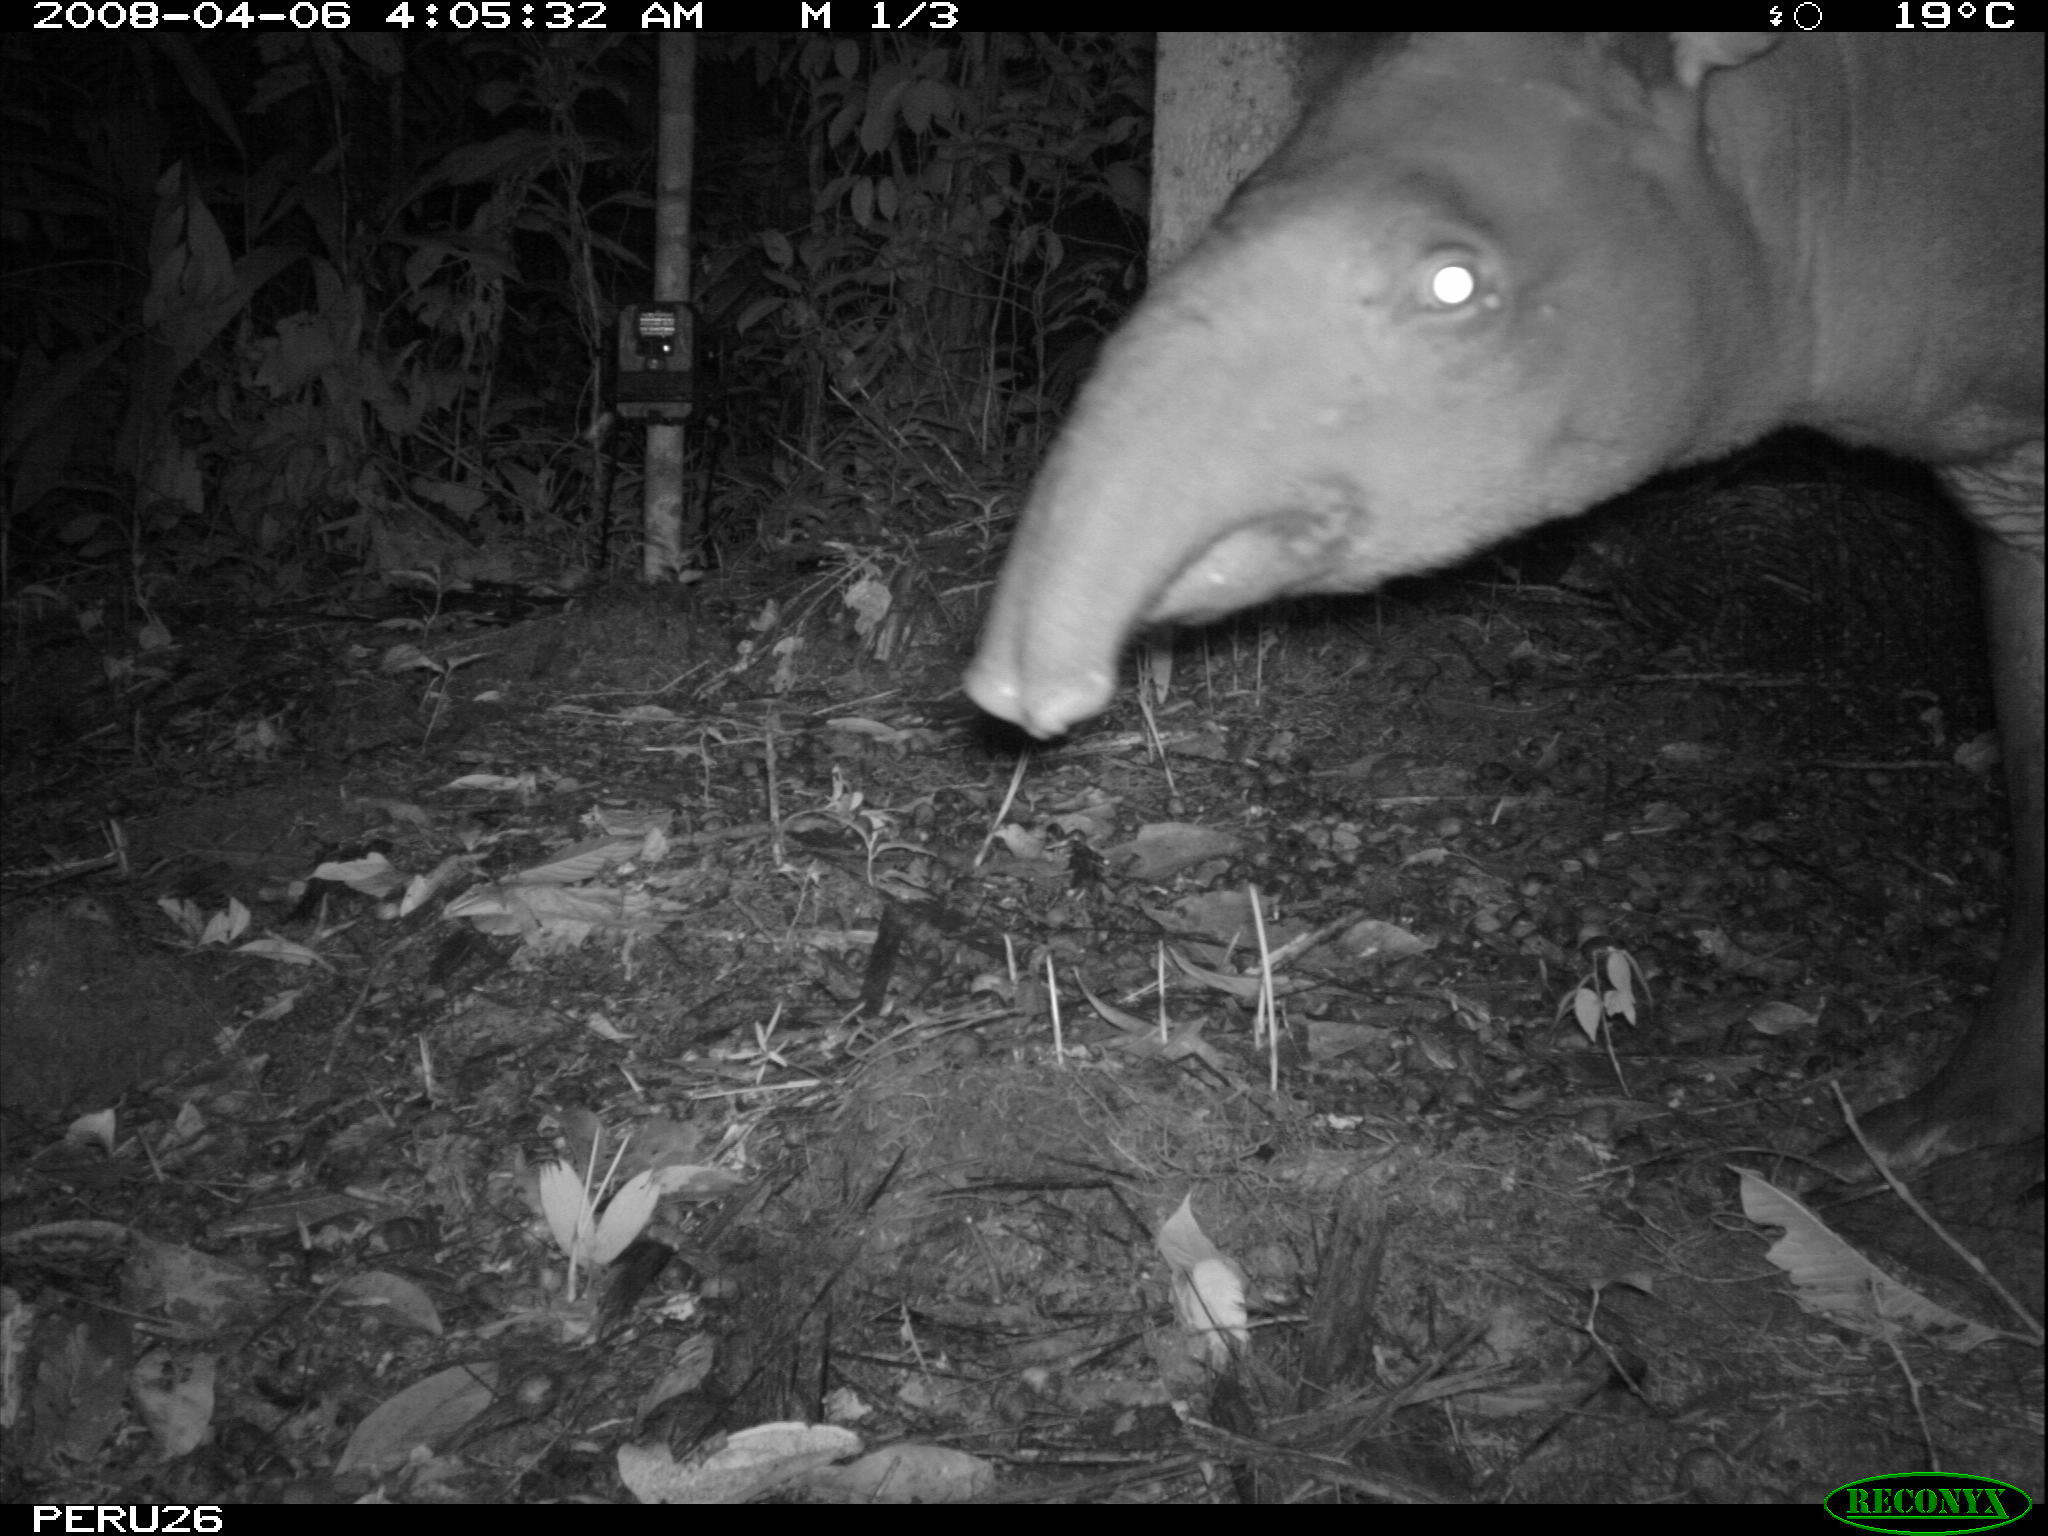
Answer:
[{"left": 1826, "top": 457, "right": 2045, "bottom": 1173}]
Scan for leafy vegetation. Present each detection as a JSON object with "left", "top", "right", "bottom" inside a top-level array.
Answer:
[{"left": 1, "top": 33, "right": 1150, "bottom": 607}]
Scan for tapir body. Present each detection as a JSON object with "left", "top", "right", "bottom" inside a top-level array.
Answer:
[{"left": 967, "top": 34, "right": 2044, "bottom": 1171}]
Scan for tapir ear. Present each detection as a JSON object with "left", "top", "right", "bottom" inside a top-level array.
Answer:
[{"left": 1669, "top": 33, "right": 1781, "bottom": 93}]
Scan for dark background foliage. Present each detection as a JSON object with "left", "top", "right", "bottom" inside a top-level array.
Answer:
[{"left": 0, "top": 33, "right": 1152, "bottom": 603}]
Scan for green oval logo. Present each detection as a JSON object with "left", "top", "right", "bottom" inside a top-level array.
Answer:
[{"left": 1826, "top": 1473, "right": 2032, "bottom": 1534}]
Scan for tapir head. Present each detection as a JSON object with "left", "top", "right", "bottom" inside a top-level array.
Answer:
[{"left": 967, "top": 34, "right": 1790, "bottom": 736}]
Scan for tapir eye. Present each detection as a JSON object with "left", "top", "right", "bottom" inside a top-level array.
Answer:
[{"left": 1421, "top": 248, "right": 1486, "bottom": 310}]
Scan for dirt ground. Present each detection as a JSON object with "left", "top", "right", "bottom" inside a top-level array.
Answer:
[{"left": 1, "top": 479, "right": 2040, "bottom": 1505}]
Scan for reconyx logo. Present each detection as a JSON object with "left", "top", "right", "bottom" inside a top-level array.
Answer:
[{"left": 1826, "top": 1473, "right": 2031, "bottom": 1533}]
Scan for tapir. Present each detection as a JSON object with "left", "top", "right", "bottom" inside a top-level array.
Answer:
[{"left": 966, "top": 34, "right": 2044, "bottom": 1175}]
